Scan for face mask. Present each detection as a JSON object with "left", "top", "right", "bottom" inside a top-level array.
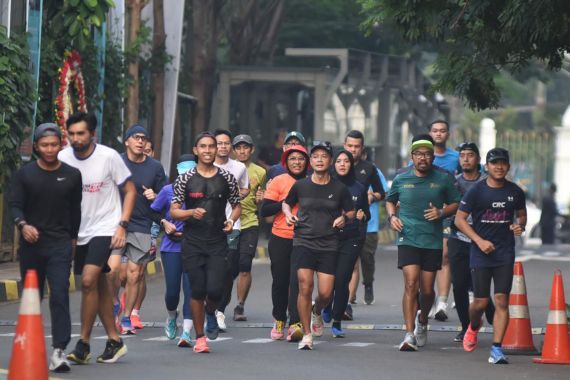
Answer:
[{"left": 177, "top": 161, "right": 196, "bottom": 175}]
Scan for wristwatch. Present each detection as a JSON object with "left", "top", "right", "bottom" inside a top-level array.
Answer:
[
  {"left": 16, "top": 220, "right": 27, "bottom": 231},
  {"left": 119, "top": 220, "right": 129, "bottom": 229}
]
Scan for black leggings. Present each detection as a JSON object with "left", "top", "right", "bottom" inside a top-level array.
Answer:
[
  {"left": 268, "top": 234, "right": 299, "bottom": 324},
  {"left": 448, "top": 238, "right": 495, "bottom": 330},
  {"left": 332, "top": 238, "right": 360, "bottom": 321},
  {"left": 182, "top": 240, "right": 228, "bottom": 305}
]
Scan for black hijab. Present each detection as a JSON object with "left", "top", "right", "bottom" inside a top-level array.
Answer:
[{"left": 333, "top": 150, "right": 356, "bottom": 186}]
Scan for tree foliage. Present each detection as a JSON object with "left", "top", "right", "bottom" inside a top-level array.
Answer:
[{"left": 359, "top": 0, "right": 570, "bottom": 110}]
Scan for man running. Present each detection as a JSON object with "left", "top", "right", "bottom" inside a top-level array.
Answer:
[
  {"left": 455, "top": 148, "right": 526, "bottom": 364},
  {"left": 343, "top": 130, "right": 384, "bottom": 307},
  {"left": 213, "top": 129, "right": 249, "bottom": 330},
  {"left": 386, "top": 134, "right": 460, "bottom": 351},
  {"left": 10, "top": 123, "right": 82, "bottom": 372},
  {"left": 231, "top": 134, "right": 267, "bottom": 321},
  {"left": 171, "top": 132, "right": 241, "bottom": 353},
  {"left": 117, "top": 125, "right": 166, "bottom": 334},
  {"left": 428, "top": 120, "right": 460, "bottom": 321},
  {"left": 448, "top": 142, "right": 494, "bottom": 342},
  {"left": 60, "top": 112, "right": 136, "bottom": 364},
  {"left": 283, "top": 141, "right": 355, "bottom": 350}
]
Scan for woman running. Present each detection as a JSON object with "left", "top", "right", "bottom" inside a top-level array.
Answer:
[{"left": 260, "top": 145, "right": 309, "bottom": 342}]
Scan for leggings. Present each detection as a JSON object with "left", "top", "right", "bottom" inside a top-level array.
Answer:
[
  {"left": 161, "top": 251, "right": 192, "bottom": 319},
  {"left": 268, "top": 234, "right": 300, "bottom": 324},
  {"left": 448, "top": 238, "right": 495, "bottom": 330},
  {"left": 331, "top": 238, "right": 361, "bottom": 321}
]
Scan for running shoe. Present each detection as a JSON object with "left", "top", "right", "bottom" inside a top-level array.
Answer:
[
  {"left": 96, "top": 338, "right": 127, "bottom": 363},
  {"left": 342, "top": 304, "right": 354, "bottom": 321},
  {"left": 67, "top": 340, "right": 91, "bottom": 364},
  {"left": 311, "top": 311, "right": 324, "bottom": 337},
  {"left": 364, "top": 285, "right": 374, "bottom": 305},
  {"left": 131, "top": 314, "right": 144, "bottom": 329},
  {"left": 321, "top": 304, "right": 332, "bottom": 323},
  {"left": 331, "top": 325, "right": 345, "bottom": 338},
  {"left": 414, "top": 313, "right": 428, "bottom": 347},
  {"left": 49, "top": 348, "right": 70, "bottom": 372},
  {"left": 349, "top": 298, "right": 358, "bottom": 305},
  {"left": 165, "top": 313, "right": 178, "bottom": 340},
  {"left": 286, "top": 323, "right": 304, "bottom": 342},
  {"left": 298, "top": 334, "right": 313, "bottom": 350},
  {"left": 233, "top": 304, "right": 247, "bottom": 322},
  {"left": 454, "top": 330, "right": 466, "bottom": 342},
  {"left": 488, "top": 346, "right": 509, "bottom": 364},
  {"left": 206, "top": 312, "right": 220, "bottom": 340},
  {"left": 463, "top": 323, "right": 481, "bottom": 352},
  {"left": 271, "top": 320, "right": 285, "bottom": 340},
  {"left": 215, "top": 310, "right": 227, "bottom": 331},
  {"left": 434, "top": 301, "right": 449, "bottom": 322},
  {"left": 120, "top": 316, "right": 136, "bottom": 335},
  {"left": 194, "top": 336, "right": 210, "bottom": 353},
  {"left": 398, "top": 332, "right": 418, "bottom": 352},
  {"left": 178, "top": 330, "right": 193, "bottom": 348}
]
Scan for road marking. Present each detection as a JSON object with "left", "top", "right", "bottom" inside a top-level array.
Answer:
[
  {"left": 94, "top": 335, "right": 136, "bottom": 340},
  {"left": 0, "top": 333, "right": 14, "bottom": 337},
  {"left": 207, "top": 337, "right": 232, "bottom": 342},
  {"left": 243, "top": 338, "right": 274, "bottom": 343},
  {"left": 341, "top": 342, "right": 375, "bottom": 347},
  {"left": 143, "top": 336, "right": 171, "bottom": 342},
  {"left": 441, "top": 346, "right": 463, "bottom": 350},
  {"left": 543, "top": 251, "right": 561, "bottom": 257},
  {"left": 517, "top": 254, "right": 570, "bottom": 263}
]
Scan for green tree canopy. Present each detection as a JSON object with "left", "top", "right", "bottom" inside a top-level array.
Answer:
[{"left": 359, "top": 0, "right": 570, "bottom": 110}]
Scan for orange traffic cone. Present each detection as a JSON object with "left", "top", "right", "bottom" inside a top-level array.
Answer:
[
  {"left": 533, "top": 270, "right": 570, "bottom": 364},
  {"left": 502, "top": 261, "right": 539, "bottom": 354},
  {"left": 8, "top": 270, "right": 48, "bottom": 379}
]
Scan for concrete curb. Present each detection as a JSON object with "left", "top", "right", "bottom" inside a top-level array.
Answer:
[{"left": 0, "top": 259, "right": 164, "bottom": 303}]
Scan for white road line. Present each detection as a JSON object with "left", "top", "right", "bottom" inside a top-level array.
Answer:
[
  {"left": 207, "top": 337, "right": 232, "bottom": 342},
  {"left": 341, "top": 342, "right": 375, "bottom": 347},
  {"left": 144, "top": 336, "right": 171, "bottom": 341},
  {"left": 243, "top": 338, "right": 274, "bottom": 343},
  {"left": 517, "top": 254, "right": 570, "bottom": 263}
]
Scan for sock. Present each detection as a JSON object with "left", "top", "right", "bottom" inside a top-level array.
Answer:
[
  {"left": 437, "top": 295, "right": 448, "bottom": 304},
  {"left": 167, "top": 309, "right": 177, "bottom": 320},
  {"left": 332, "top": 321, "right": 341, "bottom": 330},
  {"left": 493, "top": 342, "right": 501, "bottom": 348},
  {"left": 183, "top": 319, "right": 193, "bottom": 333},
  {"left": 132, "top": 309, "right": 140, "bottom": 317},
  {"left": 196, "top": 333, "right": 204, "bottom": 339}
]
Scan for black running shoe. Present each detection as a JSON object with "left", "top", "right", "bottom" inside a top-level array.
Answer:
[
  {"left": 454, "top": 330, "right": 466, "bottom": 342},
  {"left": 233, "top": 304, "right": 247, "bottom": 321},
  {"left": 342, "top": 304, "right": 354, "bottom": 321},
  {"left": 364, "top": 285, "right": 374, "bottom": 305},
  {"left": 67, "top": 340, "right": 91, "bottom": 364},
  {"left": 96, "top": 338, "right": 127, "bottom": 363}
]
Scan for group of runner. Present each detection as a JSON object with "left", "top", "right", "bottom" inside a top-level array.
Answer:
[{"left": 9, "top": 113, "right": 525, "bottom": 373}]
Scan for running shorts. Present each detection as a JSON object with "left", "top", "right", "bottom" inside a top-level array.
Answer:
[
  {"left": 293, "top": 245, "right": 337, "bottom": 275},
  {"left": 397, "top": 245, "right": 442, "bottom": 272},
  {"left": 471, "top": 264, "right": 514, "bottom": 298}
]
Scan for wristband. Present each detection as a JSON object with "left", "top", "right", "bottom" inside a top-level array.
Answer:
[
  {"left": 438, "top": 209, "right": 444, "bottom": 219},
  {"left": 17, "top": 220, "right": 27, "bottom": 231},
  {"left": 387, "top": 214, "right": 396, "bottom": 222}
]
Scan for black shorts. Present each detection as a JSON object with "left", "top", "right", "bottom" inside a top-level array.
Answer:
[
  {"left": 397, "top": 245, "right": 442, "bottom": 272},
  {"left": 182, "top": 239, "right": 229, "bottom": 301},
  {"left": 238, "top": 227, "right": 259, "bottom": 273},
  {"left": 471, "top": 264, "right": 514, "bottom": 298},
  {"left": 74, "top": 236, "right": 113, "bottom": 275},
  {"left": 293, "top": 245, "right": 337, "bottom": 275}
]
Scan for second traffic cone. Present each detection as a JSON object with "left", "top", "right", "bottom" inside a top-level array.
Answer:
[
  {"left": 533, "top": 270, "right": 570, "bottom": 365},
  {"left": 502, "top": 261, "right": 539, "bottom": 355},
  {"left": 8, "top": 270, "right": 48, "bottom": 380}
]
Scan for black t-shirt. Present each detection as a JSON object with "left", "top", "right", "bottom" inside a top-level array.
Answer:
[
  {"left": 459, "top": 180, "right": 526, "bottom": 268},
  {"left": 285, "top": 177, "right": 354, "bottom": 251},
  {"left": 354, "top": 160, "right": 384, "bottom": 197},
  {"left": 121, "top": 153, "right": 167, "bottom": 233},
  {"left": 172, "top": 167, "right": 240, "bottom": 244},
  {"left": 9, "top": 161, "right": 82, "bottom": 247}
]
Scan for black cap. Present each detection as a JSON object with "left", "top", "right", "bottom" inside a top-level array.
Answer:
[
  {"left": 486, "top": 148, "right": 510, "bottom": 164},
  {"left": 232, "top": 134, "right": 254, "bottom": 147},
  {"left": 457, "top": 142, "right": 480, "bottom": 156},
  {"left": 34, "top": 123, "right": 62, "bottom": 141},
  {"left": 310, "top": 141, "right": 333, "bottom": 156}
]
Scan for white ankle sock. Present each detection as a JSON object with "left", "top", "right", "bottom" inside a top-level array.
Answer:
[{"left": 183, "top": 319, "right": 193, "bottom": 333}]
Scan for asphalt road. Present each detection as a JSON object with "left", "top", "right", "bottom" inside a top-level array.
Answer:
[{"left": 1, "top": 244, "right": 569, "bottom": 379}]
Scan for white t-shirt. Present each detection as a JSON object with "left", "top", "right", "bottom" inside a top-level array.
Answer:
[
  {"left": 59, "top": 144, "right": 131, "bottom": 245},
  {"left": 215, "top": 158, "right": 249, "bottom": 230}
]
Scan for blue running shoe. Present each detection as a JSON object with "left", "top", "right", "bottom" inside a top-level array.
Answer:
[
  {"left": 488, "top": 346, "right": 509, "bottom": 364},
  {"left": 165, "top": 313, "right": 178, "bottom": 340},
  {"left": 113, "top": 303, "right": 120, "bottom": 319},
  {"left": 322, "top": 304, "right": 332, "bottom": 323},
  {"left": 332, "top": 325, "right": 345, "bottom": 338},
  {"left": 177, "top": 330, "right": 192, "bottom": 348},
  {"left": 120, "top": 316, "right": 136, "bottom": 335},
  {"left": 205, "top": 313, "right": 219, "bottom": 340}
]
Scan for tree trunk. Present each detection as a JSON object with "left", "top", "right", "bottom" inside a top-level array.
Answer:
[
  {"left": 191, "top": 0, "right": 222, "bottom": 135},
  {"left": 126, "top": 0, "right": 146, "bottom": 128},
  {"left": 151, "top": 0, "right": 166, "bottom": 157}
]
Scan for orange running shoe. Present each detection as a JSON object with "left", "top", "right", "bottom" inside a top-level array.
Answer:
[
  {"left": 131, "top": 314, "right": 144, "bottom": 330},
  {"left": 194, "top": 336, "right": 210, "bottom": 353},
  {"left": 463, "top": 323, "right": 481, "bottom": 352}
]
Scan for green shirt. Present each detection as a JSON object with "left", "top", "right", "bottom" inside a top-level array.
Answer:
[
  {"left": 387, "top": 167, "right": 461, "bottom": 249},
  {"left": 241, "top": 162, "right": 267, "bottom": 229}
]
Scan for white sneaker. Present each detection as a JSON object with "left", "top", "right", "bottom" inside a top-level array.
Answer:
[
  {"left": 298, "top": 334, "right": 313, "bottom": 350},
  {"left": 399, "top": 332, "right": 418, "bottom": 351},
  {"left": 414, "top": 313, "right": 428, "bottom": 347},
  {"left": 49, "top": 348, "right": 70, "bottom": 372},
  {"left": 434, "top": 301, "right": 449, "bottom": 322},
  {"left": 311, "top": 311, "right": 324, "bottom": 337},
  {"left": 215, "top": 310, "right": 227, "bottom": 330}
]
